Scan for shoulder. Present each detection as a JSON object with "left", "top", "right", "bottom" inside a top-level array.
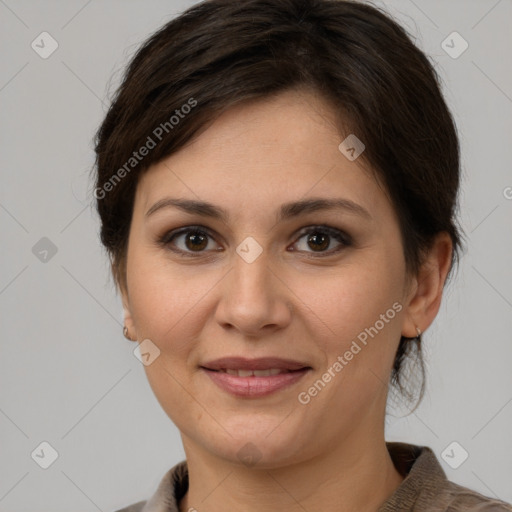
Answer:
[
  {"left": 440, "top": 480, "right": 512, "bottom": 511},
  {"left": 381, "top": 442, "right": 512, "bottom": 512},
  {"left": 111, "top": 460, "right": 188, "bottom": 512},
  {"left": 113, "top": 500, "right": 147, "bottom": 512}
]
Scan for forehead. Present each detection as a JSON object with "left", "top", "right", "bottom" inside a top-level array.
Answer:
[{"left": 136, "top": 89, "right": 389, "bottom": 222}]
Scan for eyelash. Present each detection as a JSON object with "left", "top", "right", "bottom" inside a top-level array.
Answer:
[{"left": 157, "top": 224, "right": 353, "bottom": 258}]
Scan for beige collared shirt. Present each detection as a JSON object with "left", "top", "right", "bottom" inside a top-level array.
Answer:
[{"left": 114, "top": 442, "right": 512, "bottom": 511}]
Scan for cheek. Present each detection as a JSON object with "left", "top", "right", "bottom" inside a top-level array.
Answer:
[
  {"left": 127, "top": 250, "right": 184, "bottom": 337},
  {"left": 290, "top": 260, "right": 405, "bottom": 416},
  {"left": 291, "top": 256, "right": 404, "bottom": 350},
  {"left": 126, "top": 247, "right": 229, "bottom": 361},
  {"left": 291, "top": 269, "right": 403, "bottom": 418},
  {"left": 125, "top": 252, "right": 208, "bottom": 424},
  {"left": 128, "top": 241, "right": 405, "bottom": 353}
]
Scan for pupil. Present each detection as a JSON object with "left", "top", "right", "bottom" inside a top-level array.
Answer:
[
  {"left": 186, "top": 232, "right": 207, "bottom": 251},
  {"left": 308, "top": 233, "right": 329, "bottom": 251}
]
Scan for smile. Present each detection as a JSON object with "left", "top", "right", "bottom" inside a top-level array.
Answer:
[
  {"left": 217, "top": 368, "right": 289, "bottom": 377},
  {"left": 200, "top": 356, "right": 312, "bottom": 397}
]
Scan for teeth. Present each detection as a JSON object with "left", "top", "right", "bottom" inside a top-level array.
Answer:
[
  {"left": 254, "top": 369, "right": 282, "bottom": 376},
  {"left": 222, "top": 368, "right": 287, "bottom": 377}
]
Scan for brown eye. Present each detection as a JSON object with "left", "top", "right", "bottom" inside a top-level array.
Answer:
[
  {"left": 292, "top": 226, "right": 352, "bottom": 256},
  {"left": 159, "top": 224, "right": 351, "bottom": 258},
  {"left": 306, "top": 232, "right": 330, "bottom": 251},
  {"left": 184, "top": 231, "right": 208, "bottom": 251},
  {"left": 159, "top": 226, "right": 220, "bottom": 256}
]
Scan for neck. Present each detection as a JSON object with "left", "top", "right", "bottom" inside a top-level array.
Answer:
[{"left": 179, "top": 433, "right": 404, "bottom": 512}]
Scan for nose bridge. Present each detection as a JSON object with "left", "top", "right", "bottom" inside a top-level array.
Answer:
[
  {"left": 229, "top": 232, "right": 273, "bottom": 290},
  {"left": 229, "top": 244, "right": 274, "bottom": 306},
  {"left": 242, "top": 242, "right": 271, "bottom": 276},
  {"left": 215, "top": 242, "right": 292, "bottom": 334}
]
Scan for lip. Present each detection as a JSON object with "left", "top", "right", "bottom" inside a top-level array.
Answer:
[
  {"left": 200, "top": 357, "right": 312, "bottom": 398},
  {"left": 201, "top": 356, "right": 310, "bottom": 371}
]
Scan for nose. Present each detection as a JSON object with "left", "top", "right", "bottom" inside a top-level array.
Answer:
[{"left": 214, "top": 249, "right": 293, "bottom": 337}]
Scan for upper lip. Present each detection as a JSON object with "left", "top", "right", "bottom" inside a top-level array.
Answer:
[{"left": 201, "top": 357, "right": 311, "bottom": 371}]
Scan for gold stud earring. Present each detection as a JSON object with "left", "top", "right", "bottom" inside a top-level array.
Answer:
[{"left": 123, "top": 326, "right": 133, "bottom": 341}]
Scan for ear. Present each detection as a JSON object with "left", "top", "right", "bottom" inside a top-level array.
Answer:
[
  {"left": 116, "top": 264, "right": 137, "bottom": 342},
  {"left": 401, "top": 232, "right": 453, "bottom": 338},
  {"left": 122, "top": 302, "right": 137, "bottom": 341}
]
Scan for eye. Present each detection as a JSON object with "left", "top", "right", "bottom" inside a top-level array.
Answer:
[
  {"left": 290, "top": 225, "right": 352, "bottom": 256},
  {"left": 158, "top": 226, "right": 221, "bottom": 256},
  {"left": 158, "top": 224, "right": 352, "bottom": 258}
]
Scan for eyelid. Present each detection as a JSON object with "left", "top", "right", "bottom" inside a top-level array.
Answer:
[
  {"left": 294, "top": 225, "right": 352, "bottom": 245},
  {"left": 158, "top": 225, "right": 222, "bottom": 257},
  {"left": 158, "top": 224, "right": 352, "bottom": 256},
  {"left": 290, "top": 225, "right": 352, "bottom": 257}
]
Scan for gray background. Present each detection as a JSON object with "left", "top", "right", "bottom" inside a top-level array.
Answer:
[{"left": 1, "top": 0, "right": 511, "bottom": 510}]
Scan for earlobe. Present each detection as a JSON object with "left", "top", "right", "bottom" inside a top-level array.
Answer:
[
  {"left": 121, "top": 293, "right": 137, "bottom": 342},
  {"left": 115, "top": 261, "right": 137, "bottom": 342},
  {"left": 401, "top": 232, "right": 453, "bottom": 339},
  {"left": 122, "top": 307, "right": 137, "bottom": 342},
  {"left": 123, "top": 325, "right": 135, "bottom": 341}
]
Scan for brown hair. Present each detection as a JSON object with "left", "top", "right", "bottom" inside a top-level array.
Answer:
[{"left": 93, "top": 0, "right": 465, "bottom": 409}]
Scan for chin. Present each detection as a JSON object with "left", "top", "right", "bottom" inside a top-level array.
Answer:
[{"left": 192, "top": 418, "right": 311, "bottom": 469}]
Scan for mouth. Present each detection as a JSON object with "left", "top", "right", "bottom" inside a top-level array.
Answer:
[
  {"left": 200, "top": 357, "right": 312, "bottom": 398},
  {"left": 210, "top": 368, "right": 294, "bottom": 377}
]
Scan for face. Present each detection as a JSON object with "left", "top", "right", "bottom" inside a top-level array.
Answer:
[{"left": 122, "top": 89, "right": 415, "bottom": 468}]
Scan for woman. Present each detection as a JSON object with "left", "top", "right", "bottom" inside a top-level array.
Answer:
[{"left": 93, "top": 0, "right": 512, "bottom": 510}]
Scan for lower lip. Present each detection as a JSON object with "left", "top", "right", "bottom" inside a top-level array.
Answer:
[{"left": 201, "top": 368, "right": 310, "bottom": 398}]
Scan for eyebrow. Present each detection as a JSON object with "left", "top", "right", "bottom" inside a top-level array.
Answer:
[{"left": 145, "top": 196, "right": 372, "bottom": 222}]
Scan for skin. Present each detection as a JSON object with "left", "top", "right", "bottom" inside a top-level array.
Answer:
[{"left": 121, "top": 88, "right": 453, "bottom": 512}]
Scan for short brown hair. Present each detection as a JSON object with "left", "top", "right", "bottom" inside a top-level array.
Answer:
[{"left": 93, "top": 0, "right": 465, "bottom": 408}]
